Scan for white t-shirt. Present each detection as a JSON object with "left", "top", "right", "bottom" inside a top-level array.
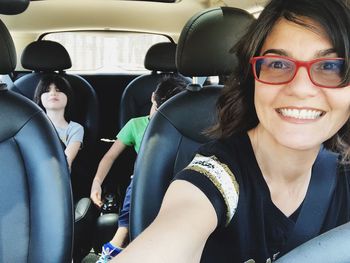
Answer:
[{"left": 55, "top": 121, "right": 84, "bottom": 147}]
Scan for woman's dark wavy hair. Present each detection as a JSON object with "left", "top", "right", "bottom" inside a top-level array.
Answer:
[
  {"left": 209, "top": 0, "right": 350, "bottom": 160},
  {"left": 34, "top": 74, "right": 74, "bottom": 122}
]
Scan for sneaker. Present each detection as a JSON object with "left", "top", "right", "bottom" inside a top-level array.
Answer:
[{"left": 96, "top": 242, "right": 122, "bottom": 263}]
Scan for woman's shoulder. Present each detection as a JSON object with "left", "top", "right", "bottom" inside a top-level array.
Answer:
[{"left": 176, "top": 133, "right": 249, "bottom": 227}]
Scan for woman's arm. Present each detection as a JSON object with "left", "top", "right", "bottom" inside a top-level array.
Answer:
[
  {"left": 64, "top": 141, "right": 81, "bottom": 171},
  {"left": 90, "top": 139, "right": 127, "bottom": 207},
  {"left": 113, "top": 180, "right": 218, "bottom": 263}
]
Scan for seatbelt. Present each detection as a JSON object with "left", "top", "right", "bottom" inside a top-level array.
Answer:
[{"left": 279, "top": 148, "right": 338, "bottom": 257}]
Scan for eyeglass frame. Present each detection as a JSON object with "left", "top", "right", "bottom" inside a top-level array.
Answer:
[{"left": 249, "top": 55, "right": 346, "bottom": 88}]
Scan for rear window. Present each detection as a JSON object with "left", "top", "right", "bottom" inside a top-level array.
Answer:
[{"left": 43, "top": 32, "right": 170, "bottom": 74}]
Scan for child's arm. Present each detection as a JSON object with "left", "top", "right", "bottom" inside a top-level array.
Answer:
[
  {"left": 91, "top": 139, "right": 127, "bottom": 207},
  {"left": 65, "top": 141, "right": 81, "bottom": 171}
]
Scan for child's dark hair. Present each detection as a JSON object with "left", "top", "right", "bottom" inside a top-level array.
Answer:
[
  {"left": 153, "top": 75, "right": 188, "bottom": 108},
  {"left": 34, "top": 74, "right": 74, "bottom": 122}
]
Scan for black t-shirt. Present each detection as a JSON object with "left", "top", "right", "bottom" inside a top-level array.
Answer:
[{"left": 175, "top": 133, "right": 350, "bottom": 263}]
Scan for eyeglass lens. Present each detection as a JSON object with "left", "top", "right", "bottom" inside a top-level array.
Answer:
[{"left": 254, "top": 57, "right": 345, "bottom": 88}]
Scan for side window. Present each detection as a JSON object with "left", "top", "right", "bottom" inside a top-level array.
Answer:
[{"left": 43, "top": 32, "right": 170, "bottom": 74}]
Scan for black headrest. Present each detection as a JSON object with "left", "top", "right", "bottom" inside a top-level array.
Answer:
[
  {"left": 0, "top": 20, "right": 16, "bottom": 74},
  {"left": 176, "top": 7, "right": 254, "bottom": 77},
  {"left": 0, "top": 0, "right": 29, "bottom": 15},
  {"left": 144, "top": 42, "right": 177, "bottom": 72},
  {"left": 21, "top": 40, "right": 72, "bottom": 71}
]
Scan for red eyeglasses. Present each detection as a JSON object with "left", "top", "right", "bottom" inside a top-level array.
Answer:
[{"left": 250, "top": 55, "right": 346, "bottom": 88}]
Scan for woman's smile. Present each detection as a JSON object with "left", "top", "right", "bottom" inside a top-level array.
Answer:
[{"left": 275, "top": 107, "right": 325, "bottom": 123}]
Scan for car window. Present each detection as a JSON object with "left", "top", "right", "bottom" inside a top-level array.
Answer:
[{"left": 43, "top": 32, "right": 170, "bottom": 74}]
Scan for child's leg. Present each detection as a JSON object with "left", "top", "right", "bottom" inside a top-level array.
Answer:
[
  {"left": 110, "top": 226, "right": 129, "bottom": 248},
  {"left": 97, "top": 179, "right": 133, "bottom": 262},
  {"left": 115, "top": 178, "right": 133, "bottom": 247}
]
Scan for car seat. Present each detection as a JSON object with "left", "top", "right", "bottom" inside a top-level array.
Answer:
[
  {"left": 129, "top": 6, "right": 254, "bottom": 254},
  {"left": 10, "top": 40, "right": 100, "bottom": 262},
  {"left": 0, "top": 1, "right": 73, "bottom": 261}
]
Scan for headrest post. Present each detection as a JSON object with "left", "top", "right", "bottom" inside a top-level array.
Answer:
[
  {"left": 0, "top": 82, "right": 7, "bottom": 90},
  {"left": 186, "top": 83, "right": 202, "bottom": 92}
]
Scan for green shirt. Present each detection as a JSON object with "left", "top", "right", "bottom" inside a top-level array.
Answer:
[{"left": 116, "top": 116, "right": 150, "bottom": 153}]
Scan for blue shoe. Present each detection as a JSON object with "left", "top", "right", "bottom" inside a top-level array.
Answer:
[{"left": 96, "top": 242, "right": 122, "bottom": 263}]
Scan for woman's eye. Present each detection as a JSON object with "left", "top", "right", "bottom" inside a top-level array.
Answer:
[
  {"left": 313, "top": 60, "right": 344, "bottom": 75},
  {"left": 268, "top": 60, "right": 289, "bottom": 69},
  {"left": 320, "top": 62, "right": 341, "bottom": 71}
]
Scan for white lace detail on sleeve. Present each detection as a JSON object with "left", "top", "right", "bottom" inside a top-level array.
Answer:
[{"left": 185, "top": 154, "right": 239, "bottom": 226}]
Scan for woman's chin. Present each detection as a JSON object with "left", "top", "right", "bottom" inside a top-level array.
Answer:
[{"left": 275, "top": 134, "right": 322, "bottom": 152}]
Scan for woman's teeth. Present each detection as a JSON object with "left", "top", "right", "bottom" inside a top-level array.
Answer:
[{"left": 278, "top": 108, "right": 323, "bottom": 119}]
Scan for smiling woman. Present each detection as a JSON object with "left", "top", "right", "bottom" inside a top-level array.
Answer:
[{"left": 112, "top": 0, "right": 350, "bottom": 263}]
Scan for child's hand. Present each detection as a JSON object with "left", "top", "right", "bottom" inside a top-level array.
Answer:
[{"left": 90, "top": 179, "right": 103, "bottom": 207}]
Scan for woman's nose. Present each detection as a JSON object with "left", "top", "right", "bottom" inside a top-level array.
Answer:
[{"left": 285, "top": 67, "right": 319, "bottom": 98}]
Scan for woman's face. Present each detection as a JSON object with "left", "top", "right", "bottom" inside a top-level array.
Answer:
[
  {"left": 254, "top": 18, "right": 350, "bottom": 150},
  {"left": 41, "top": 83, "right": 68, "bottom": 111}
]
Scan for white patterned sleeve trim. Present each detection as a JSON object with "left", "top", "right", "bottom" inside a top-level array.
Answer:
[{"left": 184, "top": 154, "right": 239, "bottom": 226}]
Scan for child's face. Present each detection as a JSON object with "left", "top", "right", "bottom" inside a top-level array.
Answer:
[
  {"left": 41, "top": 83, "right": 68, "bottom": 111},
  {"left": 149, "top": 92, "right": 158, "bottom": 118}
]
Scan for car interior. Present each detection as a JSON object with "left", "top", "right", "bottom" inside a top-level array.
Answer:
[{"left": 1, "top": 0, "right": 350, "bottom": 262}]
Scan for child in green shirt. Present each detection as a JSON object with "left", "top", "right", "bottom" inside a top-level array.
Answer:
[{"left": 91, "top": 75, "right": 187, "bottom": 262}]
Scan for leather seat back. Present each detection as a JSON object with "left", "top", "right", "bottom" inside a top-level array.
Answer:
[{"left": 0, "top": 1, "right": 73, "bottom": 261}]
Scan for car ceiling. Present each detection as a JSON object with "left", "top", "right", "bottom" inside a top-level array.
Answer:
[{"left": 0, "top": 0, "right": 267, "bottom": 66}]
